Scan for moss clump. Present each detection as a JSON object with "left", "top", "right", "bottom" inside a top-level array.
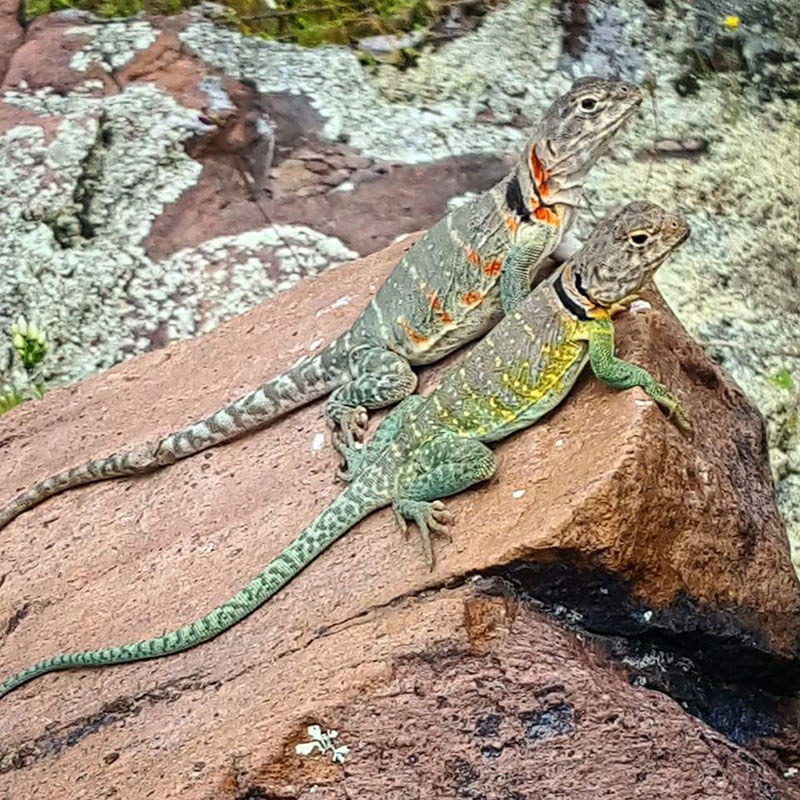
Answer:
[
  {"left": 23, "top": 0, "right": 188, "bottom": 21},
  {"left": 22, "top": 0, "right": 459, "bottom": 48},
  {"left": 236, "top": 0, "right": 436, "bottom": 47}
]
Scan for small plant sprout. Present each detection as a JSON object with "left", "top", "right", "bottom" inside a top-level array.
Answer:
[
  {"left": 11, "top": 315, "right": 47, "bottom": 374},
  {"left": 295, "top": 724, "right": 350, "bottom": 764},
  {"left": 1, "top": 315, "right": 49, "bottom": 414}
]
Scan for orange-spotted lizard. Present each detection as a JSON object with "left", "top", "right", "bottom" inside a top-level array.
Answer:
[
  {"left": 0, "top": 202, "right": 690, "bottom": 702},
  {"left": 0, "top": 77, "right": 642, "bottom": 532}
]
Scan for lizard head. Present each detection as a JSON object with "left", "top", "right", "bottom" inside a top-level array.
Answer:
[
  {"left": 532, "top": 77, "right": 643, "bottom": 187},
  {"left": 568, "top": 202, "right": 689, "bottom": 307}
]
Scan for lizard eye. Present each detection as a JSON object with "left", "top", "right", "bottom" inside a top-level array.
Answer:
[
  {"left": 580, "top": 96, "right": 599, "bottom": 112},
  {"left": 628, "top": 230, "right": 650, "bottom": 247}
]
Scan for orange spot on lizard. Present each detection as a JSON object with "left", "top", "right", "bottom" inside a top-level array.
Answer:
[
  {"left": 424, "top": 288, "right": 453, "bottom": 325},
  {"left": 461, "top": 290, "right": 484, "bottom": 306},
  {"left": 425, "top": 289, "right": 443, "bottom": 310},
  {"left": 464, "top": 247, "right": 482, "bottom": 266},
  {"left": 399, "top": 319, "right": 428, "bottom": 346},
  {"left": 504, "top": 215, "right": 519, "bottom": 234},
  {"left": 529, "top": 144, "right": 551, "bottom": 197},
  {"left": 482, "top": 259, "right": 502, "bottom": 277},
  {"left": 533, "top": 206, "right": 561, "bottom": 226}
]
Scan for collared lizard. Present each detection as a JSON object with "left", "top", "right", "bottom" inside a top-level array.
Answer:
[
  {"left": 0, "top": 201, "right": 691, "bottom": 701},
  {"left": 0, "top": 77, "right": 643, "bottom": 532}
]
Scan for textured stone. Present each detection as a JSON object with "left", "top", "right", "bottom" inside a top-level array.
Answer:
[
  {"left": 0, "top": 0, "right": 23, "bottom": 86},
  {"left": 1, "top": 13, "right": 88, "bottom": 93},
  {"left": 0, "top": 239, "right": 798, "bottom": 798}
]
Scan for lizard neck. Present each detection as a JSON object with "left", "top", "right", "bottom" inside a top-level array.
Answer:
[
  {"left": 552, "top": 263, "right": 611, "bottom": 322},
  {"left": 510, "top": 140, "right": 585, "bottom": 227}
]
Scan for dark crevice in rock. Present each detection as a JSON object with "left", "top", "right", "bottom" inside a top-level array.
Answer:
[
  {"left": 483, "top": 557, "right": 799, "bottom": 752},
  {"left": 236, "top": 790, "right": 291, "bottom": 800},
  {"left": 557, "top": 0, "right": 591, "bottom": 59},
  {"left": 26, "top": 112, "right": 110, "bottom": 249},
  {"left": 4, "top": 602, "right": 31, "bottom": 637},
  {"left": 71, "top": 111, "right": 110, "bottom": 242},
  {"left": 1, "top": 599, "right": 52, "bottom": 646},
  {"left": 0, "top": 672, "right": 214, "bottom": 773}
]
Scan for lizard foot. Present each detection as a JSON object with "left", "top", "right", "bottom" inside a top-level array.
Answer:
[
  {"left": 655, "top": 387, "right": 692, "bottom": 433},
  {"left": 392, "top": 499, "right": 454, "bottom": 571},
  {"left": 330, "top": 406, "right": 369, "bottom": 451},
  {"left": 333, "top": 439, "right": 366, "bottom": 483}
]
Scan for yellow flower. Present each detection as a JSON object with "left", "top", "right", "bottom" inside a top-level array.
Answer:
[{"left": 724, "top": 15, "right": 740, "bottom": 29}]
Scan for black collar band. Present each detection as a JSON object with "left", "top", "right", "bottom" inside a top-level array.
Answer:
[
  {"left": 555, "top": 272, "right": 590, "bottom": 321},
  {"left": 505, "top": 175, "right": 531, "bottom": 222},
  {"left": 573, "top": 271, "right": 596, "bottom": 304}
]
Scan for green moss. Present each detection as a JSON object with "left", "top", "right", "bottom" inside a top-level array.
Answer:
[
  {"left": 22, "top": 0, "right": 196, "bottom": 21},
  {"left": 23, "top": 0, "right": 453, "bottom": 48}
]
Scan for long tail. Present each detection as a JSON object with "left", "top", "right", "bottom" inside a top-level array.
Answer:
[
  {"left": 0, "top": 482, "right": 383, "bottom": 700},
  {"left": 0, "top": 336, "right": 354, "bottom": 532}
]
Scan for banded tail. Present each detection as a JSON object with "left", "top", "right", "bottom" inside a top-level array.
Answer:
[
  {"left": 0, "top": 336, "right": 353, "bottom": 532},
  {"left": 0, "top": 482, "right": 383, "bottom": 700}
]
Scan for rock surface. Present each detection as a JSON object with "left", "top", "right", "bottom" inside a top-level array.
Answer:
[
  {"left": 0, "top": 1, "right": 798, "bottom": 563},
  {"left": 1, "top": 240, "right": 798, "bottom": 798}
]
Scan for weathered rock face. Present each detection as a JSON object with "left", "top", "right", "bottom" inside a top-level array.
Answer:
[
  {"left": 1, "top": 240, "right": 798, "bottom": 798},
  {"left": 0, "top": 0, "right": 23, "bottom": 87}
]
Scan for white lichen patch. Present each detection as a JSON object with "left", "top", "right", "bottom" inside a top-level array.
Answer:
[
  {"left": 68, "top": 21, "right": 157, "bottom": 73},
  {"left": 0, "top": 82, "right": 357, "bottom": 392},
  {"left": 310, "top": 432, "right": 326, "bottom": 452},
  {"left": 295, "top": 725, "right": 350, "bottom": 764},
  {"left": 130, "top": 226, "right": 357, "bottom": 343}
]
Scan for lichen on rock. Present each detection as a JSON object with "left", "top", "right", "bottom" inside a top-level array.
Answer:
[{"left": 0, "top": 81, "right": 356, "bottom": 391}]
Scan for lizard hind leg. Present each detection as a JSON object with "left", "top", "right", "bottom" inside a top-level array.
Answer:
[
  {"left": 336, "top": 395, "right": 426, "bottom": 483},
  {"left": 394, "top": 435, "right": 497, "bottom": 569},
  {"left": 325, "top": 347, "right": 417, "bottom": 453}
]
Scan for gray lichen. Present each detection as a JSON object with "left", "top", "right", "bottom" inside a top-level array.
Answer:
[
  {"left": 0, "top": 81, "right": 357, "bottom": 391},
  {"left": 67, "top": 20, "right": 157, "bottom": 72}
]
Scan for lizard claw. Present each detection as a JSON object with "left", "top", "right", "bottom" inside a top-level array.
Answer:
[
  {"left": 656, "top": 387, "right": 692, "bottom": 433},
  {"left": 669, "top": 403, "right": 692, "bottom": 433},
  {"left": 336, "top": 406, "right": 369, "bottom": 450},
  {"left": 392, "top": 499, "right": 455, "bottom": 570},
  {"left": 333, "top": 436, "right": 365, "bottom": 483}
]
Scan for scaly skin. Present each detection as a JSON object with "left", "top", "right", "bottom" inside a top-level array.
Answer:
[
  {"left": 0, "top": 201, "right": 690, "bottom": 703},
  {"left": 0, "top": 77, "right": 643, "bottom": 533}
]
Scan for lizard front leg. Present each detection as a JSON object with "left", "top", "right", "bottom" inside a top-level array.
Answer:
[
  {"left": 394, "top": 434, "right": 497, "bottom": 569},
  {"left": 500, "top": 225, "right": 561, "bottom": 314},
  {"left": 325, "top": 347, "right": 417, "bottom": 455},
  {"left": 582, "top": 319, "right": 692, "bottom": 431}
]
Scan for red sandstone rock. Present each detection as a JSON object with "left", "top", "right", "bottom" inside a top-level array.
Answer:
[
  {"left": 1, "top": 13, "right": 90, "bottom": 93},
  {"left": 0, "top": 0, "right": 23, "bottom": 86},
  {"left": 0, "top": 240, "right": 798, "bottom": 798}
]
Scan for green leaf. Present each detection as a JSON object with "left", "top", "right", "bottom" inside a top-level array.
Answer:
[{"left": 769, "top": 368, "right": 795, "bottom": 391}]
